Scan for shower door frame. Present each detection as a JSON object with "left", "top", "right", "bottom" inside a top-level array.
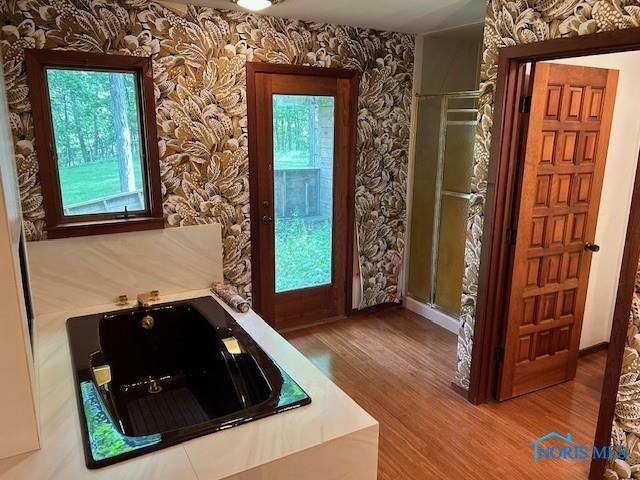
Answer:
[{"left": 407, "top": 90, "right": 479, "bottom": 319}]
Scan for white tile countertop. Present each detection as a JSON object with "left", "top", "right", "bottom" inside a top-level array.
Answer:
[{"left": 0, "top": 290, "right": 379, "bottom": 480}]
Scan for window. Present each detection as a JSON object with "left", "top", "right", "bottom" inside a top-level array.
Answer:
[
  {"left": 272, "top": 94, "right": 335, "bottom": 292},
  {"left": 25, "top": 50, "right": 162, "bottom": 238}
]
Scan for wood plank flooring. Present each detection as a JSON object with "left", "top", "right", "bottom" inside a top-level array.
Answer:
[{"left": 284, "top": 307, "right": 607, "bottom": 479}]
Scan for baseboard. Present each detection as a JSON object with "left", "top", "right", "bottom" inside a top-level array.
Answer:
[
  {"left": 278, "top": 314, "right": 347, "bottom": 333},
  {"left": 450, "top": 381, "right": 469, "bottom": 399},
  {"left": 349, "top": 301, "right": 401, "bottom": 317},
  {"left": 404, "top": 296, "right": 460, "bottom": 334},
  {"left": 579, "top": 341, "right": 609, "bottom": 357},
  {"left": 280, "top": 302, "right": 400, "bottom": 333}
]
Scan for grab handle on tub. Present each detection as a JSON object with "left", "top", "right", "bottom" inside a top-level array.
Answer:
[
  {"left": 89, "top": 351, "right": 111, "bottom": 387},
  {"left": 93, "top": 364, "right": 112, "bottom": 387},
  {"left": 88, "top": 350, "right": 122, "bottom": 431},
  {"left": 222, "top": 336, "right": 242, "bottom": 356}
]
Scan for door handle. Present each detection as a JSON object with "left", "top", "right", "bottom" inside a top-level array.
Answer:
[
  {"left": 584, "top": 242, "right": 600, "bottom": 253},
  {"left": 262, "top": 216, "right": 273, "bottom": 224}
]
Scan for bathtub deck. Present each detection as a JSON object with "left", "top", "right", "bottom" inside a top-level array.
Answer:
[{"left": 0, "top": 290, "right": 378, "bottom": 480}]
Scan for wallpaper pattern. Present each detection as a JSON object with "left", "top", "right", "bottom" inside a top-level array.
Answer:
[
  {"left": 609, "top": 264, "right": 640, "bottom": 479},
  {"left": 0, "top": 0, "right": 414, "bottom": 307},
  {"left": 458, "top": 1, "right": 640, "bottom": 476},
  {"left": 455, "top": 0, "right": 640, "bottom": 387}
]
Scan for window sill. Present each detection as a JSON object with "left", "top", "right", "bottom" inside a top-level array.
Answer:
[{"left": 46, "top": 217, "right": 165, "bottom": 239}]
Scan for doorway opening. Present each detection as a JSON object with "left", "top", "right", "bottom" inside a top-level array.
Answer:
[
  {"left": 497, "top": 60, "right": 620, "bottom": 400},
  {"left": 246, "top": 63, "right": 359, "bottom": 330},
  {"left": 469, "top": 29, "right": 640, "bottom": 480}
]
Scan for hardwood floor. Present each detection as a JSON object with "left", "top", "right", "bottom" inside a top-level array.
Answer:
[{"left": 284, "top": 307, "right": 607, "bottom": 479}]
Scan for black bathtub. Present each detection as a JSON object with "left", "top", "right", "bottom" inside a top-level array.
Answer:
[{"left": 66, "top": 296, "right": 310, "bottom": 468}]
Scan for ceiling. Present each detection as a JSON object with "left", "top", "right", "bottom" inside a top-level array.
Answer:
[{"left": 174, "top": 0, "right": 486, "bottom": 34}]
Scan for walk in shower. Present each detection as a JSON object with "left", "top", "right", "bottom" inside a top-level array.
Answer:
[{"left": 407, "top": 90, "right": 479, "bottom": 319}]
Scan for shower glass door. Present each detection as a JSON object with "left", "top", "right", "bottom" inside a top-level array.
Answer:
[{"left": 408, "top": 91, "right": 479, "bottom": 317}]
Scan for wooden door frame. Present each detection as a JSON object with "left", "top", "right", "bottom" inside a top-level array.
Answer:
[
  {"left": 467, "top": 27, "right": 640, "bottom": 479},
  {"left": 246, "top": 62, "right": 360, "bottom": 326}
]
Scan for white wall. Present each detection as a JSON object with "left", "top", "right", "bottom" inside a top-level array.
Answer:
[
  {"left": 0, "top": 60, "right": 40, "bottom": 457},
  {"left": 550, "top": 52, "right": 640, "bottom": 349},
  {"left": 419, "top": 23, "right": 483, "bottom": 94},
  {"left": 27, "top": 224, "right": 223, "bottom": 316}
]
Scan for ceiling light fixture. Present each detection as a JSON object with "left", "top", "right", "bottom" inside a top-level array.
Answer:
[{"left": 232, "top": 0, "right": 282, "bottom": 12}]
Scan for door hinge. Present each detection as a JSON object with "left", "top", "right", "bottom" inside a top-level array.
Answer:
[
  {"left": 507, "top": 229, "right": 517, "bottom": 246},
  {"left": 496, "top": 346, "right": 505, "bottom": 362},
  {"left": 519, "top": 95, "right": 532, "bottom": 114}
]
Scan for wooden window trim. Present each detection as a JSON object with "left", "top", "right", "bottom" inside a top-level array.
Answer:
[{"left": 24, "top": 49, "right": 163, "bottom": 238}]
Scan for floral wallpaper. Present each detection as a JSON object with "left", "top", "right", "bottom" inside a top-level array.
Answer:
[
  {"left": 609, "top": 264, "right": 640, "bottom": 479},
  {"left": 0, "top": 0, "right": 414, "bottom": 307},
  {"left": 455, "top": 0, "right": 640, "bottom": 387},
  {"left": 457, "top": 0, "right": 640, "bottom": 476}
]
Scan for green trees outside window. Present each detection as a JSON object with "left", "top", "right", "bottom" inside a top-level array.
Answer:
[
  {"left": 272, "top": 95, "right": 334, "bottom": 292},
  {"left": 46, "top": 68, "right": 145, "bottom": 214}
]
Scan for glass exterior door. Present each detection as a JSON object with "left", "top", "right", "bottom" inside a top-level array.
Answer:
[
  {"left": 272, "top": 95, "right": 335, "bottom": 293},
  {"left": 408, "top": 91, "right": 479, "bottom": 318},
  {"left": 248, "top": 66, "right": 357, "bottom": 329}
]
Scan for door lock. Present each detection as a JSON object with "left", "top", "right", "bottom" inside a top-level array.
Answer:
[
  {"left": 262, "top": 216, "right": 273, "bottom": 224},
  {"left": 584, "top": 242, "right": 600, "bottom": 253}
]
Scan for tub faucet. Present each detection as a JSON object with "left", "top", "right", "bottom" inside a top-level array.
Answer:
[{"left": 137, "top": 290, "right": 160, "bottom": 308}]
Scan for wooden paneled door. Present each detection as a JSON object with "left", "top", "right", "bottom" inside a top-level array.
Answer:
[
  {"left": 247, "top": 63, "right": 359, "bottom": 330},
  {"left": 498, "top": 63, "right": 619, "bottom": 400}
]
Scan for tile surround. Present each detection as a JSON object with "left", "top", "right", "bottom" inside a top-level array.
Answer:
[
  {"left": 0, "top": 290, "right": 379, "bottom": 480},
  {"left": 26, "top": 224, "right": 223, "bottom": 315}
]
